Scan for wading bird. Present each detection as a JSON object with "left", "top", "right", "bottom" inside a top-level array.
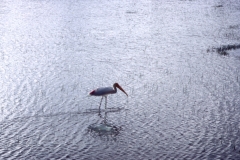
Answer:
[{"left": 89, "top": 83, "right": 128, "bottom": 110}]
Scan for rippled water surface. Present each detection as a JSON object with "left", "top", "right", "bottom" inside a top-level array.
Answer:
[{"left": 1, "top": 0, "right": 240, "bottom": 159}]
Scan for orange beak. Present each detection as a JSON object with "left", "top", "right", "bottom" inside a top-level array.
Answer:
[{"left": 116, "top": 83, "right": 128, "bottom": 96}]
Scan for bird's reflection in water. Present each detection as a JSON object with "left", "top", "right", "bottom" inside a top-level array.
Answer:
[{"left": 88, "top": 109, "right": 122, "bottom": 137}]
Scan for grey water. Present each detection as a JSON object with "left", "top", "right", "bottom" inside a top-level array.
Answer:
[{"left": 0, "top": 0, "right": 240, "bottom": 159}]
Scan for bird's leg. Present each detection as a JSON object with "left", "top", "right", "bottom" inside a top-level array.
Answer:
[
  {"left": 103, "top": 111, "right": 107, "bottom": 124},
  {"left": 99, "top": 96, "right": 103, "bottom": 110},
  {"left": 105, "top": 96, "right": 107, "bottom": 109}
]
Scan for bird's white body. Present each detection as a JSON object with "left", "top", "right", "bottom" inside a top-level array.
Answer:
[{"left": 90, "top": 87, "right": 116, "bottom": 96}]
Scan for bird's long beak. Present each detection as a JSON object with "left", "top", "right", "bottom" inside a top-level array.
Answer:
[{"left": 116, "top": 83, "right": 128, "bottom": 96}]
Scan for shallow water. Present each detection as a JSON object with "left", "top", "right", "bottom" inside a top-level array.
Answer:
[{"left": 1, "top": 0, "right": 240, "bottom": 159}]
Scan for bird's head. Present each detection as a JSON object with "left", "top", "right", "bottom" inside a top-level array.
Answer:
[{"left": 114, "top": 83, "right": 128, "bottom": 96}]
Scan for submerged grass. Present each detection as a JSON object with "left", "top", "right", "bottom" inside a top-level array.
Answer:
[{"left": 207, "top": 44, "right": 240, "bottom": 56}]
